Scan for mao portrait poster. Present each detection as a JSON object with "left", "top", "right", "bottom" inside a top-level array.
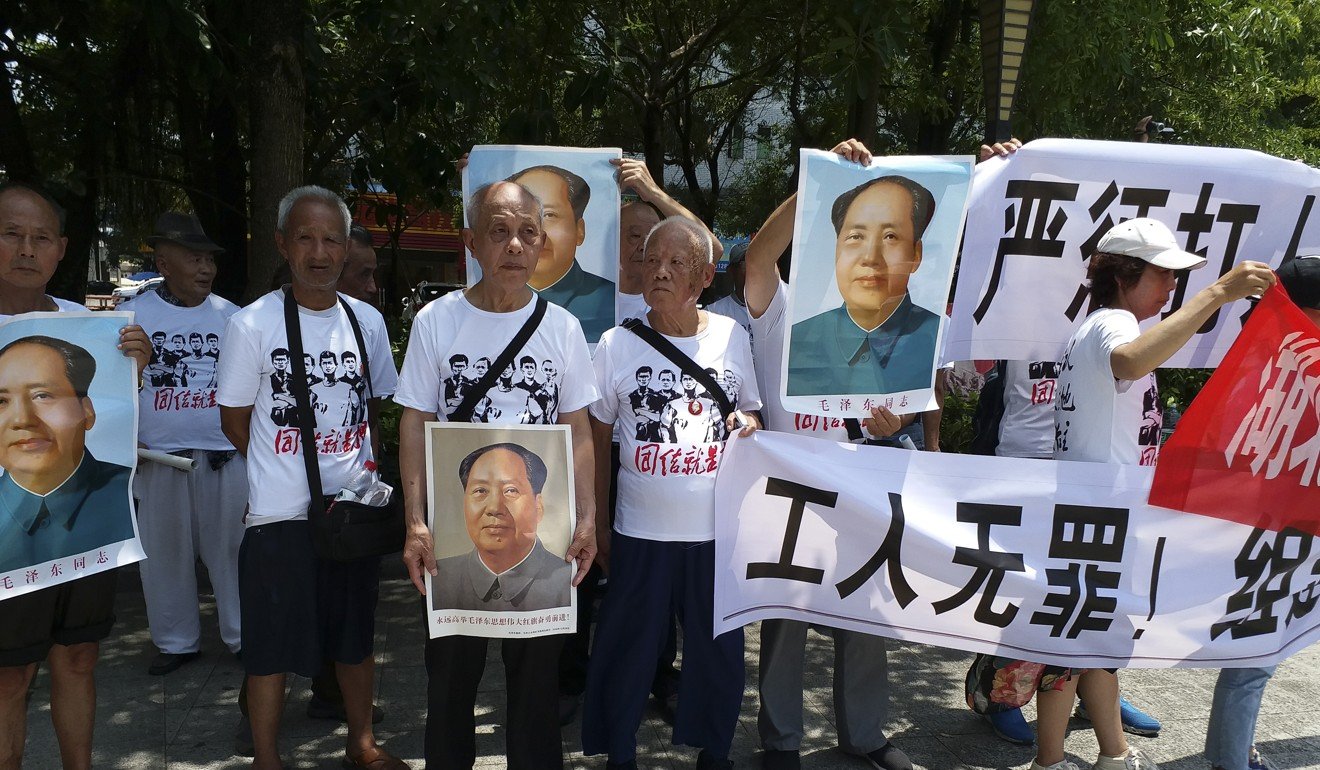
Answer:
[
  {"left": 0, "top": 311, "right": 143, "bottom": 601},
  {"left": 782, "top": 150, "right": 973, "bottom": 417},
  {"left": 424, "top": 422, "right": 577, "bottom": 638},
  {"left": 463, "top": 145, "right": 622, "bottom": 344}
]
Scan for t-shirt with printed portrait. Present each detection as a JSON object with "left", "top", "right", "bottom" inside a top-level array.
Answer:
[
  {"left": 393, "top": 291, "right": 598, "bottom": 426},
  {"left": 216, "top": 290, "right": 398, "bottom": 527},
  {"left": 591, "top": 312, "right": 760, "bottom": 542}
]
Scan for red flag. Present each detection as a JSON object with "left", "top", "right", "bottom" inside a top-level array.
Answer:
[{"left": 1149, "top": 282, "right": 1320, "bottom": 536}]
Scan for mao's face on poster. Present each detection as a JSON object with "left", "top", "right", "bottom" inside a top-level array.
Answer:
[
  {"left": 834, "top": 182, "right": 923, "bottom": 319},
  {"left": 510, "top": 168, "right": 585, "bottom": 289},
  {"left": 0, "top": 343, "right": 95, "bottom": 488},
  {"left": 463, "top": 448, "right": 544, "bottom": 558}
]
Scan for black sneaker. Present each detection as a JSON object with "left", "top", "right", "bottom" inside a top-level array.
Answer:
[
  {"left": 762, "top": 749, "right": 800, "bottom": 770},
  {"left": 864, "top": 743, "right": 912, "bottom": 770},
  {"left": 696, "top": 750, "right": 733, "bottom": 770}
]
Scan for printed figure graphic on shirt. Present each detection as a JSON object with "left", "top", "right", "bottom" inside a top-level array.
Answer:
[
  {"left": 268, "top": 348, "right": 296, "bottom": 426},
  {"left": 494, "top": 363, "right": 516, "bottom": 395},
  {"left": 717, "top": 368, "right": 742, "bottom": 405},
  {"left": 342, "top": 351, "right": 367, "bottom": 426},
  {"left": 311, "top": 351, "right": 341, "bottom": 421},
  {"left": 659, "top": 372, "right": 723, "bottom": 443},
  {"left": 445, "top": 354, "right": 469, "bottom": 409},
  {"left": 205, "top": 333, "right": 221, "bottom": 360},
  {"left": 515, "top": 355, "right": 557, "bottom": 425},
  {"left": 541, "top": 360, "right": 560, "bottom": 411},
  {"left": 1138, "top": 383, "right": 1162, "bottom": 465},
  {"left": 302, "top": 353, "right": 322, "bottom": 386},
  {"left": 464, "top": 357, "right": 491, "bottom": 388},
  {"left": 144, "top": 331, "right": 173, "bottom": 387},
  {"left": 182, "top": 331, "right": 217, "bottom": 389},
  {"left": 628, "top": 366, "right": 662, "bottom": 441}
]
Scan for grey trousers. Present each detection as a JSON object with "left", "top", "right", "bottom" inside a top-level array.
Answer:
[{"left": 757, "top": 619, "right": 890, "bottom": 754}]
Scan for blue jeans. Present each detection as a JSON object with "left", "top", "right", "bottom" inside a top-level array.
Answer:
[{"left": 1205, "top": 665, "right": 1277, "bottom": 770}]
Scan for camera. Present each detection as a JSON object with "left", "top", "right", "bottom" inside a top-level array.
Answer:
[{"left": 1143, "top": 119, "right": 1176, "bottom": 140}]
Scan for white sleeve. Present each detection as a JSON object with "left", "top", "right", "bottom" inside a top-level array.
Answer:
[
  {"left": 393, "top": 305, "right": 443, "bottom": 413},
  {"left": 557, "top": 317, "right": 601, "bottom": 414},
  {"left": 588, "top": 332, "right": 619, "bottom": 425},
  {"left": 366, "top": 315, "right": 399, "bottom": 398},
  {"left": 749, "top": 280, "right": 787, "bottom": 335},
  {"left": 1096, "top": 311, "right": 1142, "bottom": 392},
  {"left": 216, "top": 315, "right": 261, "bottom": 408}
]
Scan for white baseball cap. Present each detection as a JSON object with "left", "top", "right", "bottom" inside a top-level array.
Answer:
[{"left": 1096, "top": 217, "right": 1207, "bottom": 270}]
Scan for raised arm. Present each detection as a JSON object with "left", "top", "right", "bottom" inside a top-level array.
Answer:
[
  {"left": 1110, "top": 261, "right": 1275, "bottom": 381},
  {"left": 745, "top": 138, "right": 873, "bottom": 319},
  {"left": 613, "top": 158, "right": 724, "bottom": 262}
]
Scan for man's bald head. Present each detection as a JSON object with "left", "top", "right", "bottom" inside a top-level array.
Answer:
[
  {"left": 643, "top": 217, "right": 713, "bottom": 267},
  {"left": 467, "top": 181, "right": 544, "bottom": 232},
  {"left": 0, "top": 183, "right": 65, "bottom": 235}
]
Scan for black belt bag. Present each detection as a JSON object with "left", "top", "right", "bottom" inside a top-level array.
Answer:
[{"left": 283, "top": 288, "right": 404, "bottom": 561}]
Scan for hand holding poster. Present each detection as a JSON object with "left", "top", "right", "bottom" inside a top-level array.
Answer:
[
  {"left": 946, "top": 138, "right": 1320, "bottom": 366},
  {"left": 463, "top": 145, "right": 622, "bottom": 344},
  {"left": 0, "top": 312, "right": 143, "bottom": 601},
  {"left": 1150, "top": 282, "right": 1320, "bottom": 536},
  {"left": 783, "top": 149, "right": 973, "bottom": 416},
  {"left": 423, "top": 422, "right": 576, "bottom": 638},
  {"left": 715, "top": 431, "right": 1320, "bottom": 669}
]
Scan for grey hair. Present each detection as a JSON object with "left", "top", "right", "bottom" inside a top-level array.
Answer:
[
  {"left": 642, "top": 216, "right": 714, "bottom": 265},
  {"left": 276, "top": 185, "right": 352, "bottom": 236},
  {"left": 465, "top": 182, "right": 544, "bottom": 229}
]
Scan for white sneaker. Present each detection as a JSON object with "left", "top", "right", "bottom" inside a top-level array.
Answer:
[
  {"left": 1094, "top": 746, "right": 1159, "bottom": 770},
  {"left": 1030, "top": 761, "right": 1082, "bottom": 770}
]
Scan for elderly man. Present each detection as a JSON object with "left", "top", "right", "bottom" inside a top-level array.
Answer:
[
  {"left": 340, "top": 224, "right": 379, "bottom": 305},
  {"left": 0, "top": 182, "right": 150, "bottom": 770},
  {"left": 582, "top": 216, "right": 761, "bottom": 770},
  {"left": 120, "top": 212, "right": 245, "bottom": 677},
  {"left": 218, "top": 185, "right": 403, "bottom": 770},
  {"left": 396, "top": 180, "right": 598, "bottom": 770},
  {"left": 1027, "top": 218, "right": 1274, "bottom": 770},
  {"left": 740, "top": 139, "right": 916, "bottom": 770}
]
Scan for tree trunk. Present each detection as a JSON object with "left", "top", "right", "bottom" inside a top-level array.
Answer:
[
  {"left": 245, "top": 0, "right": 307, "bottom": 301},
  {"left": 642, "top": 100, "right": 667, "bottom": 185}
]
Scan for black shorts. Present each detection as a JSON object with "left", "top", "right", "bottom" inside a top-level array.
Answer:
[
  {"left": 0, "top": 569, "right": 118, "bottom": 667},
  {"left": 238, "top": 520, "right": 380, "bottom": 677}
]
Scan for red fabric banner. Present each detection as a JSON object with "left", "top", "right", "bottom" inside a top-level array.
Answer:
[{"left": 1149, "top": 282, "right": 1320, "bottom": 536}]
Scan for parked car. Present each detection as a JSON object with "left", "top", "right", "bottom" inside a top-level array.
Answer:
[
  {"left": 112, "top": 277, "right": 164, "bottom": 305},
  {"left": 401, "top": 281, "right": 464, "bottom": 322}
]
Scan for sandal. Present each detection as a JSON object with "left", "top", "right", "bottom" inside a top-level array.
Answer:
[{"left": 342, "top": 745, "right": 410, "bottom": 770}]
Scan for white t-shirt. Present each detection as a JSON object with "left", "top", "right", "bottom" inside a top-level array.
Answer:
[
  {"left": 617, "top": 292, "right": 648, "bottom": 323},
  {"left": 1054, "top": 309, "right": 1161, "bottom": 466},
  {"left": 217, "top": 291, "right": 398, "bottom": 526},
  {"left": 121, "top": 290, "right": 239, "bottom": 451},
  {"left": 0, "top": 296, "right": 86, "bottom": 320},
  {"left": 996, "top": 359, "right": 1060, "bottom": 460},
  {"left": 591, "top": 312, "right": 761, "bottom": 541},
  {"left": 394, "top": 291, "right": 597, "bottom": 423},
  {"left": 750, "top": 282, "right": 853, "bottom": 441},
  {"left": 708, "top": 293, "right": 751, "bottom": 338}
]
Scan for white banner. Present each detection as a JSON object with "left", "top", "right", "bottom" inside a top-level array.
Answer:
[
  {"left": 714, "top": 431, "right": 1320, "bottom": 668},
  {"left": 945, "top": 138, "right": 1320, "bottom": 367}
]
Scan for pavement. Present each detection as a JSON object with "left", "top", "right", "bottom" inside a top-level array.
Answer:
[{"left": 15, "top": 562, "right": 1320, "bottom": 769}]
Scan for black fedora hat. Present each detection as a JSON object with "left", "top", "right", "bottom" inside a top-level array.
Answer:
[{"left": 146, "top": 212, "right": 224, "bottom": 253}]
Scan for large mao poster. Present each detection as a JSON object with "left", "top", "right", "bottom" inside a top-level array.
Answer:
[
  {"left": 782, "top": 150, "right": 974, "bottom": 417},
  {"left": 463, "top": 145, "right": 622, "bottom": 344},
  {"left": 0, "top": 312, "right": 143, "bottom": 600},
  {"left": 424, "top": 422, "right": 576, "bottom": 638}
]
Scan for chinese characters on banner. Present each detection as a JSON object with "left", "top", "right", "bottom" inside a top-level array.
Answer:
[
  {"left": 782, "top": 150, "right": 973, "bottom": 417},
  {"left": 0, "top": 312, "right": 144, "bottom": 602},
  {"left": 1150, "top": 283, "right": 1320, "bottom": 536},
  {"left": 714, "top": 431, "right": 1320, "bottom": 668},
  {"left": 945, "top": 139, "right": 1320, "bottom": 367}
]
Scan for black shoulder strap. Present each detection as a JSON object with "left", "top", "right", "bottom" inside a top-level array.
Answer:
[
  {"left": 450, "top": 295, "right": 548, "bottom": 423},
  {"left": 282, "top": 287, "right": 326, "bottom": 517},
  {"left": 621, "top": 317, "right": 734, "bottom": 418},
  {"left": 338, "top": 298, "right": 374, "bottom": 400}
]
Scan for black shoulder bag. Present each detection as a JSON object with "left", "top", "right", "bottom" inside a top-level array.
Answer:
[
  {"left": 620, "top": 317, "right": 734, "bottom": 419},
  {"left": 283, "top": 288, "right": 404, "bottom": 561},
  {"left": 448, "top": 295, "right": 548, "bottom": 423}
]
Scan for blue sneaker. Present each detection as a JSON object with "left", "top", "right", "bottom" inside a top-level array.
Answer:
[
  {"left": 983, "top": 708, "right": 1036, "bottom": 746},
  {"left": 1074, "top": 695, "right": 1161, "bottom": 736}
]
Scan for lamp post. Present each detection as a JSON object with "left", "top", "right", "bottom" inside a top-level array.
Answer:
[{"left": 980, "top": 0, "right": 1037, "bottom": 144}]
